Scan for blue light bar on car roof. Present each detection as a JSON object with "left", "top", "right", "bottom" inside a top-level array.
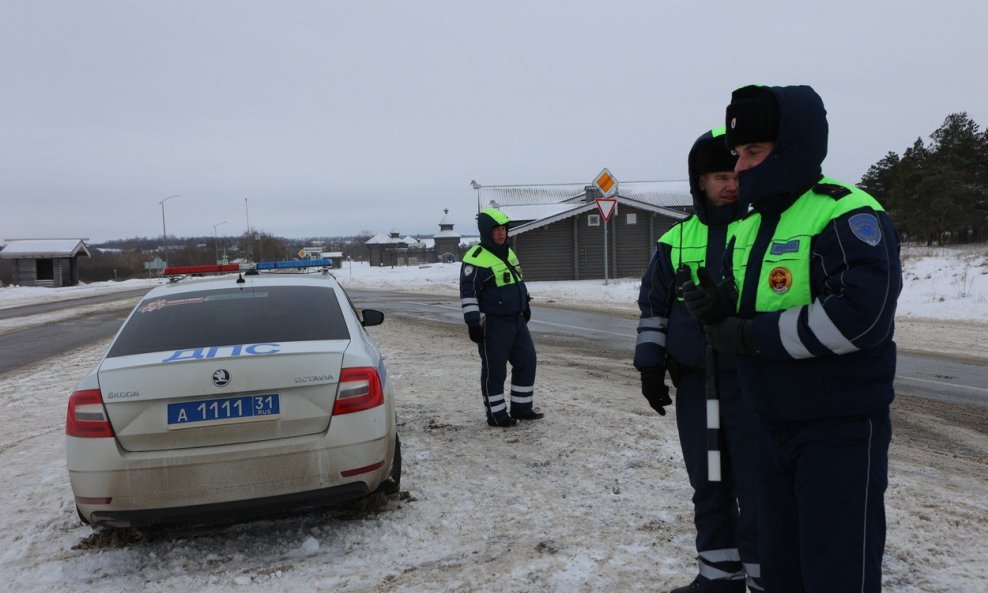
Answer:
[{"left": 255, "top": 258, "right": 333, "bottom": 270}]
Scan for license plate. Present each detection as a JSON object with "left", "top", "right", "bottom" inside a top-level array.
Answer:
[{"left": 167, "top": 394, "right": 280, "bottom": 429}]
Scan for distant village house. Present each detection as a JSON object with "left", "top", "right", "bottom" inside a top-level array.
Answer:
[
  {"left": 0, "top": 238, "right": 91, "bottom": 287},
  {"left": 365, "top": 182, "right": 692, "bottom": 281}
]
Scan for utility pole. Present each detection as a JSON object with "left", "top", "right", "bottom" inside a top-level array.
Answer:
[
  {"left": 471, "top": 180, "right": 482, "bottom": 213},
  {"left": 159, "top": 194, "right": 180, "bottom": 271},
  {"left": 213, "top": 220, "right": 227, "bottom": 264},
  {"left": 244, "top": 198, "right": 254, "bottom": 262}
]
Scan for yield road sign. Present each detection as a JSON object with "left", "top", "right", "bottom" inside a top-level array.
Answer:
[{"left": 596, "top": 198, "right": 617, "bottom": 222}]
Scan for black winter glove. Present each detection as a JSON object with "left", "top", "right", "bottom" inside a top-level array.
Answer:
[
  {"left": 682, "top": 268, "right": 734, "bottom": 325},
  {"left": 666, "top": 357, "right": 683, "bottom": 389},
  {"left": 705, "top": 317, "right": 757, "bottom": 355},
  {"left": 523, "top": 306, "right": 531, "bottom": 323},
  {"left": 640, "top": 371, "right": 673, "bottom": 416},
  {"left": 468, "top": 324, "right": 485, "bottom": 344}
]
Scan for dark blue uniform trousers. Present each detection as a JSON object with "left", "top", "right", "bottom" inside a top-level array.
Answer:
[
  {"left": 676, "top": 369, "right": 762, "bottom": 592},
  {"left": 757, "top": 410, "right": 891, "bottom": 593},
  {"left": 477, "top": 315, "right": 536, "bottom": 421}
]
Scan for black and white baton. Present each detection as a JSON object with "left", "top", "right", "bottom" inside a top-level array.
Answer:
[{"left": 705, "top": 342, "right": 721, "bottom": 481}]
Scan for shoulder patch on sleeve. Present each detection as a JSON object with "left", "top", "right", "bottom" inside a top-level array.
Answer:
[
  {"left": 813, "top": 183, "right": 852, "bottom": 199},
  {"left": 848, "top": 213, "right": 882, "bottom": 246},
  {"left": 462, "top": 264, "right": 474, "bottom": 276}
]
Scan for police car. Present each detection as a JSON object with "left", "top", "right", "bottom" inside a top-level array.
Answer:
[{"left": 65, "top": 269, "right": 399, "bottom": 528}]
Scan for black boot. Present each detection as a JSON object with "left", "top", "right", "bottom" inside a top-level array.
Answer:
[
  {"left": 668, "top": 579, "right": 716, "bottom": 593},
  {"left": 487, "top": 415, "right": 517, "bottom": 427},
  {"left": 512, "top": 410, "right": 544, "bottom": 421},
  {"left": 669, "top": 578, "right": 745, "bottom": 593}
]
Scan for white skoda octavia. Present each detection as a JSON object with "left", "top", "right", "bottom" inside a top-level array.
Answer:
[{"left": 65, "top": 271, "right": 399, "bottom": 528}]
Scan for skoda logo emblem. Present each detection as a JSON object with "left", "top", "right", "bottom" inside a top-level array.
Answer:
[{"left": 212, "top": 369, "right": 231, "bottom": 387}]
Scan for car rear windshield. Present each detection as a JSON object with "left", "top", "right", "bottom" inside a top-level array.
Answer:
[{"left": 107, "top": 285, "right": 350, "bottom": 358}]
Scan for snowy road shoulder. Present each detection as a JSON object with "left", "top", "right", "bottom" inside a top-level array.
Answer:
[{"left": 0, "top": 315, "right": 985, "bottom": 592}]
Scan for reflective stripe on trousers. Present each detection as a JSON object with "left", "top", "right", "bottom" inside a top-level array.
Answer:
[{"left": 477, "top": 315, "right": 536, "bottom": 420}]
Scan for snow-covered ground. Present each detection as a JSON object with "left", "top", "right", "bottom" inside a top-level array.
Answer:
[
  {"left": 0, "top": 244, "right": 986, "bottom": 592},
  {"left": 3, "top": 244, "right": 988, "bottom": 321}
]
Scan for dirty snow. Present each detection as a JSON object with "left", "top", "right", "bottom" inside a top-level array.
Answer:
[{"left": 0, "top": 244, "right": 985, "bottom": 592}]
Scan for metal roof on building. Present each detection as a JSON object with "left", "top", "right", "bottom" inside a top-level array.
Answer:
[
  {"left": 366, "top": 209, "right": 465, "bottom": 244},
  {"left": 0, "top": 239, "right": 91, "bottom": 259},
  {"left": 475, "top": 180, "right": 693, "bottom": 236},
  {"left": 480, "top": 180, "right": 693, "bottom": 210},
  {"left": 364, "top": 233, "right": 404, "bottom": 245},
  {"left": 403, "top": 236, "right": 435, "bottom": 249},
  {"left": 617, "top": 180, "right": 693, "bottom": 209},
  {"left": 480, "top": 183, "right": 588, "bottom": 207},
  {"left": 499, "top": 203, "right": 580, "bottom": 224},
  {"left": 508, "top": 203, "right": 597, "bottom": 235}
]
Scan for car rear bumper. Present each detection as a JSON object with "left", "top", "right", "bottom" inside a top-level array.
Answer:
[
  {"left": 68, "top": 416, "right": 395, "bottom": 526},
  {"left": 88, "top": 481, "right": 373, "bottom": 528}
]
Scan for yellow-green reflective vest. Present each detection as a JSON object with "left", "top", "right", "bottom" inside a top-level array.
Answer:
[
  {"left": 659, "top": 216, "right": 739, "bottom": 300},
  {"left": 730, "top": 178, "right": 886, "bottom": 312},
  {"left": 462, "top": 246, "right": 523, "bottom": 286}
]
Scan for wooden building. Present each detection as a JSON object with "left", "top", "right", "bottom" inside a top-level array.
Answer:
[
  {"left": 364, "top": 230, "right": 408, "bottom": 267},
  {"left": 433, "top": 209, "right": 462, "bottom": 263},
  {"left": 364, "top": 211, "right": 477, "bottom": 267},
  {"left": 478, "top": 181, "right": 692, "bottom": 281},
  {"left": 320, "top": 251, "right": 344, "bottom": 269},
  {"left": 0, "top": 239, "right": 91, "bottom": 287}
]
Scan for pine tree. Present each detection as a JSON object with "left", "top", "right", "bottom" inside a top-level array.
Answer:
[
  {"left": 861, "top": 113, "right": 988, "bottom": 243},
  {"left": 860, "top": 151, "right": 901, "bottom": 207},
  {"left": 927, "top": 113, "right": 988, "bottom": 241},
  {"left": 888, "top": 138, "right": 930, "bottom": 242}
]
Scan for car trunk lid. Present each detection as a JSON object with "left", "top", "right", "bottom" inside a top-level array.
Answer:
[{"left": 97, "top": 341, "right": 349, "bottom": 452}]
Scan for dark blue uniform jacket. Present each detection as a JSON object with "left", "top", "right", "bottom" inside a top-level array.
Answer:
[{"left": 732, "top": 86, "right": 903, "bottom": 425}]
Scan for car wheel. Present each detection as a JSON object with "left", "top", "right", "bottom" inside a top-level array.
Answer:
[
  {"left": 76, "top": 505, "right": 91, "bottom": 526},
  {"left": 378, "top": 434, "right": 401, "bottom": 497}
]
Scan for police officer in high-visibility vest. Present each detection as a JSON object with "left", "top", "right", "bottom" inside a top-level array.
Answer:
[
  {"left": 460, "top": 208, "right": 543, "bottom": 427},
  {"left": 684, "top": 85, "right": 902, "bottom": 593},
  {"left": 635, "top": 128, "right": 762, "bottom": 593}
]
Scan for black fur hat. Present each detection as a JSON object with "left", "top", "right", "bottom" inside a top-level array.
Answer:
[
  {"left": 725, "top": 85, "right": 780, "bottom": 148},
  {"left": 694, "top": 133, "right": 737, "bottom": 174}
]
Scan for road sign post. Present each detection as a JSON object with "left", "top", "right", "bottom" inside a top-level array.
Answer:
[
  {"left": 592, "top": 168, "right": 618, "bottom": 285},
  {"left": 144, "top": 257, "right": 166, "bottom": 278}
]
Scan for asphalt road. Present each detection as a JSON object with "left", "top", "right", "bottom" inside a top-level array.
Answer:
[
  {"left": 0, "top": 288, "right": 151, "bottom": 375},
  {"left": 1, "top": 287, "right": 985, "bottom": 410},
  {"left": 0, "top": 288, "right": 152, "bottom": 320},
  {"left": 347, "top": 289, "right": 988, "bottom": 410}
]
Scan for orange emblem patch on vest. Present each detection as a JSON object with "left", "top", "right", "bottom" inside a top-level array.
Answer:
[{"left": 768, "top": 266, "right": 792, "bottom": 294}]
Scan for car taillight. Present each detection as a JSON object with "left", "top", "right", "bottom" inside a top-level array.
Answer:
[
  {"left": 333, "top": 367, "right": 384, "bottom": 415},
  {"left": 66, "top": 389, "right": 115, "bottom": 438}
]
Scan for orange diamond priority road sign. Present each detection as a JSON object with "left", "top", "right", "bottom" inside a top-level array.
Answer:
[{"left": 593, "top": 167, "right": 618, "bottom": 198}]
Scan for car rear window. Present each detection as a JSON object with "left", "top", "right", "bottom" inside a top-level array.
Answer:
[{"left": 107, "top": 285, "right": 350, "bottom": 358}]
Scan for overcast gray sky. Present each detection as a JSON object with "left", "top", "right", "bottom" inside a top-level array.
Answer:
[{"left": 2, "top": 1, "right": 985, "bottom": 243}]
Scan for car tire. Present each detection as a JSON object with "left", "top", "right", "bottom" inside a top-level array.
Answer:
[
  {"left": 378, "top": 434, "right": 401, "bottom": 497},
  {"left": 76, "top": 504, "right": 91, "bottom": 526}
]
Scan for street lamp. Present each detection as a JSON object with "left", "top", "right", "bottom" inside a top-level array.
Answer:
[
  {"left": 470, "top": 180, "right": 482, "bottom": 213},
  {"left": 159, "top": 194, "right": 180, "bottom": 270},
  {"left": 213, "top": 220, "right": 228, "bottom": 264}
]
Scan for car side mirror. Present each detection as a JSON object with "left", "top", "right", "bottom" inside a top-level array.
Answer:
[{"left": 361, "top": 309, "right": 384, "bottom": 327}]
